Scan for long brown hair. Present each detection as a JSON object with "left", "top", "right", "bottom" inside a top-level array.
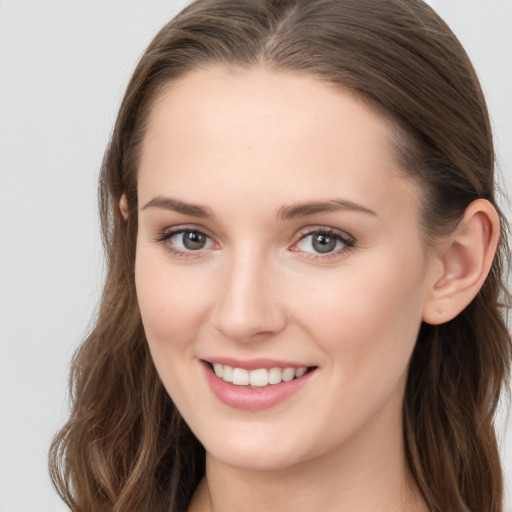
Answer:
[{"left": 49, "top": 1, "right": 512, "bottom": 510}]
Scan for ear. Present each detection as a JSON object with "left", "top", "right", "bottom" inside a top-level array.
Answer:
[
  {"left": 422, "top": 199, "right": 500, "bottom": 325},
  {"left": 119, "top": 193, "right": 130, "bottom": 220}
]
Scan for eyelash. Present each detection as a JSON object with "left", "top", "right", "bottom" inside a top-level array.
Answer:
[
  {"left": 293, "top": 227, "right": 355, "bottom": 261},
  {"left": 154, "top": 226, "right": 355, "bottom": 261},
  {"left": 153, "top": 226, "right": 213, "bottom": 259}
]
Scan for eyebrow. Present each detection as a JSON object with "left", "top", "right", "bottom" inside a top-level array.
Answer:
[
  {"left": 278, "top": 199, "right": 378, "bottom": 220},
  {"left": 141, "top": 196, "right": 377, "bottom": 220},
  {"left": 141, "top": 196, "right": 212, "bottom": 217}
]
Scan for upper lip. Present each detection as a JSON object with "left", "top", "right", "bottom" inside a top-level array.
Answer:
[{"left": 203, "top": 357, "right": 315, "bottom": 371}]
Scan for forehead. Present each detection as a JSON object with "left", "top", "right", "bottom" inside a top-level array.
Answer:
[{"left": 138, "top": 65, "right": 419, "bottom": 220}]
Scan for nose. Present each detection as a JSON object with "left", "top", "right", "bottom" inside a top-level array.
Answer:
[{"left": 211, "top": 249, "right": 287, "bottom": 343}]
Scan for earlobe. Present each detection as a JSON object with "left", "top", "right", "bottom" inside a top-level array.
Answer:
[
  {"left": 119, "top": 194, "right": 130, "bottom": 220},
  {"left": 422, "top": 199, "right": 500, "bottom": 325}
]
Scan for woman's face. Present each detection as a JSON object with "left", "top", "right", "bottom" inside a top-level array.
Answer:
[{"left": 135, "top": 66, "right": 438, "bottom": 471}]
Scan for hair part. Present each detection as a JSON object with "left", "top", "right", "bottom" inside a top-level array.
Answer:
[{"left": 49, "top": 1, "right": 511, "bottom": 510}]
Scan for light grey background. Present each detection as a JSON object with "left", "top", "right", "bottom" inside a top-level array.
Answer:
[{"left": 0, "top": 1, "right": 510, "bottom": 511}]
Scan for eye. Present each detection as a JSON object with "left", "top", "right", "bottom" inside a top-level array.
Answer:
[
  {"left": 155, "top": 228, "right": 215, "bottom": 255},
  {"left": 293, "top": 229, "right": 354, "bottom": 257},
  {"left": 172, "top": 230, "right": 210, "bottom": 250}
]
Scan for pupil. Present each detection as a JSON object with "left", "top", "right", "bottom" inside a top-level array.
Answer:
[
  {"left": 312, "top": 234, "right": 336, "bottom": 253},
  {"left": 183, "top": 231, "right": 206, "bottom": 250}
]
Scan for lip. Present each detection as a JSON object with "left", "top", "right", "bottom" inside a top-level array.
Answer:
[
  {"left": 204, "top": 356, "right": 312, "bottom": 371},
  {"left": 201, "top": 360, "right": 317, "bottom": 411}
]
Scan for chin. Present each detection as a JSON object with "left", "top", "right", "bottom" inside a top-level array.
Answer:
[
  {"left": 208, "top": 445, "right": 304, "bottom": 472},
  {"left": 199, "top": 425, "right": 318, "bottom": 472}
]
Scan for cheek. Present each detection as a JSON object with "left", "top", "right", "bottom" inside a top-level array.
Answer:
[
  {"left": 135, "top": 245, "right": 210, "bottom": 353},
  {"left": 134, "top": 245, "right": 216, "bottom": 409},
  {"left": 299, "top": 249, "right": 427, "bottom": 377},
  {"left": 284, "top": 252, "right": 428, "bottom": 447}
]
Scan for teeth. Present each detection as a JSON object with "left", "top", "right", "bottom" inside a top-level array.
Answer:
[
  {"left": 248, "top": 368, "right": 268, "bottom": 387},
  {"left": 268, "top": 367, "right": 282, "bottom": 385},
  {"left": 295, "top": 367, "right": 307, "bottom": 378},
  {"left": 213, "top": 364, "right": 309, "bottom": 387},
  {"left": 213, "top": 363, "right": 223, "bottom": 378},
  {"left": 232, "top": 368, "right": 249, "bottom": 386},
  {"left": 282, "top": 367, "right": 295, "bottom": 382},
  {"left": 223, "top": 365, "right": 233, "bottom": 383}
]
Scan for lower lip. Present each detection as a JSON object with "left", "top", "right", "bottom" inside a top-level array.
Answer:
[{"left": 202, "top": 362, "right": 316, "bottom": 411}]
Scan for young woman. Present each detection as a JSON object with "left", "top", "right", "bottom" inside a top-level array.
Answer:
[{"left": 49, "top": 1, "right": 512, "bottom": 511}]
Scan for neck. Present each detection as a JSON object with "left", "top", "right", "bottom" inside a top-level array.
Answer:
[{"left": 188, "top": 413, "right": 428, "bottom": 512}]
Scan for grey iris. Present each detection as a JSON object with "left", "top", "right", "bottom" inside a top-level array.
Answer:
[
  {"left": 312, "top": 233, "right": 337, "bottom": 253},
  {"left": 183, "top": 231, "right": 207, "bottom": 250}
]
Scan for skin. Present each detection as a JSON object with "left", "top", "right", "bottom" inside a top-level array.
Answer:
[{"left": 134, "top": 65, "right": 447, "bottom": 511}]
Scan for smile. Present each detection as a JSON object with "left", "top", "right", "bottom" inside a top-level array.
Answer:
[
  {"left": 211, "top": 363, "right": 308, "bottom": 387},
  {"left": 202, "top": 360, "right": 317, "bottom": 411}
]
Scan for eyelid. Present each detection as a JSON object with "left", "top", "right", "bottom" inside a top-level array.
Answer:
[
  {"left": 154, "top": 223, "right": 214, "bottom": 242},
  {"left": 153, "top": 224, "right": 218, "bottom": 258},
  {"left": 153, "top": 223, "right": 355, "bottom": 260},
  {"left": 294, "top": 225, "right": 354, "bottom": 241},
  {"left": 290, "top": 226, "right": 355, "bottom": 259}
]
